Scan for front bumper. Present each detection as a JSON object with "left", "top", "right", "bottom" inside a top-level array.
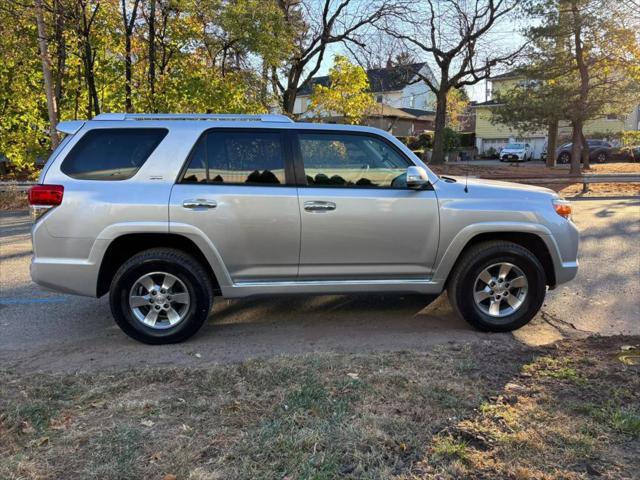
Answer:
[{"left": 501, "top": 153, "right": 525, "bottom": 161}]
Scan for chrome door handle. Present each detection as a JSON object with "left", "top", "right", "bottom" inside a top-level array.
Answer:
[
  {"left": 183, "top": 199, "right": 217, "bottom": 209},
  {"left": 304, "top": 201, "right": 336, "bottom": 212}
]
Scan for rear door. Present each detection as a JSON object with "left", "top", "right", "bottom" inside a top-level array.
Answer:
[
  {"left": 169, "top": 129, "right": 300, "bottom": 282},
  {"left": 293, "top": 131, "right": 439, "bottom": 280}
]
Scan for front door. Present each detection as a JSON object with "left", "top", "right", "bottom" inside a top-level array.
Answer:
[
  {"left": 169, "top": 129, "right": 300, "bottom": 282},
  {"left": 294, "top": 131, "right": 439, "bottom": 280}
]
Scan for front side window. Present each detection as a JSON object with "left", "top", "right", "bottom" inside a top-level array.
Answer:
[
  {"left": 61, "top": 128, "right": 167, "bottom": 180},
  {"left": 297, "top": 133, "right": 409, "bottom": 188},
  {"left": 182, "top": 131, "right": 286, "bottom": 185}
]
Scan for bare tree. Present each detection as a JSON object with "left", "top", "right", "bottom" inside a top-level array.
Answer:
[
  {"left": 121, "top": 0, "right": 141, "bottom": 112},
  {"left": 343, "top": 29, "right": 410, "bottom": 70},
  {"left": 385, "top": 0, "right": 524, "bottom": 164},
  {"left": 273, "top": 0, "right": 403, "bottom": 114},
  {"left": 35, "top": 0, "right": 59, "bottom": 147}
]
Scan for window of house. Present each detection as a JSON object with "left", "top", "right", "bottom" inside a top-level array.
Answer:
[
  {"left": 181, "top": 131, "right": 286, "bottom": 185},
  {"left": 297, "top": 133, "right": 410, "bottom": 188}
]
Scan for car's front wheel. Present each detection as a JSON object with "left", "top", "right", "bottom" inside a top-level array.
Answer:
[
  {"left": 558, "top": 152, "right": 570, "bottom": 164},
  {"left": 109, "top": 248, "right": 214, "bottom": 344},
  {"left": 447, "top": 241, "right": 546, "bottom": 332}
]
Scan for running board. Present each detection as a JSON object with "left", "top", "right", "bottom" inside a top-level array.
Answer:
[{"left": 221, "top": 278, "right": 442, "bottom": 298}]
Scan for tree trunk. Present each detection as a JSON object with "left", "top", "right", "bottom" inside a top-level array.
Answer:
[
  {"left": 570, "top": 122, "right": 582, "bottom": 175},
  {"left": 83, "top": 40, "right": 100, "bottom": 117},
  {"left": 35, "top": 0, "right": 59, "bottom": 149},
  {"left": 546, "top": 118, "right": 558, "bottom": 168},
  {"left": 124, "top": 33, "right": 133, "bottom": 112},
  {"left": 53, "top": 0, "right": 66, "bottom": 112},
  {"left": 430, "top": 88, "right": 448, "bottom": 165},
  {"left": 570, "top": 0, "right": 590, "bottom": 174},
  {"left": 122, "top": 0, "right": 140, "bottom": 113},
  {"left": 148, "top": 0, "right": 156, "bottom": 111},
  {"left": 282, "top": 88, "right": 296, "bottom": 115}
]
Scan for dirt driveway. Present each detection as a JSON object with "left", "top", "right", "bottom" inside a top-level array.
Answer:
[{"left": 1, "top": 198, "right": 639, "bottom": 373}]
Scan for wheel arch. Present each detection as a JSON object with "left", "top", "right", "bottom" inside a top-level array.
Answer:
[
  {"left": 434, "top": 225, "right": 557, "bottom": 289},
  {"left": 97, "top": 233, "right": 221, "bottom": 297}
]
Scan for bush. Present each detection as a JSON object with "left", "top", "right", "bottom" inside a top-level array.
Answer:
[
  {"left": 408, "top": 132, "right": 432, "bottom": 150},
  {"left": 442, "top": 127, "right": 461, "bottom": 152},
  {"left": 622, "top": 130, "right": 640, "bottom": 146}
]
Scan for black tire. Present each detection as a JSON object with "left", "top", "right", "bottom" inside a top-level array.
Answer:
[
  {"left": 109, "top": 248, "right": 214, "bottom": 344},
  {"left": 558, "top": 152, "right": 570, "bottom": 164},
  {"left": 595, "top": 151, "right": 607, "bottom": 163},
  {"left": 447, "top": 241, "right": 546, "bottom": 332}
]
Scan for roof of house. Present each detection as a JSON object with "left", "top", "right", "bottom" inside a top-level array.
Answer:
[
  {"left": 470, "top": 99, "right": 501, "bottom": 107},
  {"left": 490, "top": 69, "right": 525, "bottom": 81},
  {"left": 399, "top": 107, "right": 435, "bottom": 118},
  {"left": 366, "top": 104, "right": 435, "bottom": 120},
  {"left": 298, "top": 62, "right": 426, "bottom": 96}
]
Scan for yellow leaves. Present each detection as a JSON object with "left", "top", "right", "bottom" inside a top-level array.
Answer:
[{"left": 309, "top": 55, "right": 375, "bottom": 125}]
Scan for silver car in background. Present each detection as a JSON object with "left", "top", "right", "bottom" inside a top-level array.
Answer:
[{"left": 29, "top": 113, "right": 579, "bottom": 344}]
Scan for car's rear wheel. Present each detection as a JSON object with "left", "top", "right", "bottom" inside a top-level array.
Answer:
[
  {"left": 595, "top": 152, "right": 607, "bottom": 163},
  {"left": 447, "top": 241, "right": 546, "bottom": 332},
  {"left": 109, "top": 248, "right": 214, "bottom": 344}
]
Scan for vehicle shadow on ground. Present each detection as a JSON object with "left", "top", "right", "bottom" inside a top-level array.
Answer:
[{"left": 1, "top": 281, "right": 513, "bottom": 373}]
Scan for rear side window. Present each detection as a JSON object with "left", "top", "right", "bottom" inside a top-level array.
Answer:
[
  {"left": 181, "top": 131, "right": 286, "bottom": 185},
  {"left": 61, "top": 128, "right": 167, "bottom": 180}
]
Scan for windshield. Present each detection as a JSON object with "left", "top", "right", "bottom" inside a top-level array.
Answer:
[{"left": 504, "top": 143, "right": 524, "bottom": 149}]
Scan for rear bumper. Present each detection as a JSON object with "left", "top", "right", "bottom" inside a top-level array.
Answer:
[{"left": 30, "top": 258, "right": 99, "bottom": 297}]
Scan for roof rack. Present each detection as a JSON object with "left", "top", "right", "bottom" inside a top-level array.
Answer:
[{"left": 92, "top": 113, "right": 294, "bottom": 123}]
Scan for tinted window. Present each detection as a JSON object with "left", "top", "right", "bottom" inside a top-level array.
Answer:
[
  {"left": 182, "top": 131, "right": 286, "bottom": 185},
  {"left": 298, "top": 133, "right": 409, "bottom": 188},
  {"left": 61, "top": 128, "right": 167, "bottom": 180}
]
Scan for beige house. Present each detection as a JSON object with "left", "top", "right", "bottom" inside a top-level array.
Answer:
[{"left": 473, "top": 71, "right": 639, "bottom": 159}]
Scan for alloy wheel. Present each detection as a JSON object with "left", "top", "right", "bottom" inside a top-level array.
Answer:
[
  {"left": 129, "top": 272, "right": 190, "bottom": 329},
  {"left": 473, "top": 262, "right": 528, "bottom": 318}
]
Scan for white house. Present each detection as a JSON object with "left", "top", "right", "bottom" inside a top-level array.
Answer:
[{"left": 293, "top": 62, "right": 438, "bottom": 136}]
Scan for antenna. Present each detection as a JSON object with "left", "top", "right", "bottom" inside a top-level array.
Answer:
[{"left": 463, "top": 147, "right": 470, "bottom": 193}]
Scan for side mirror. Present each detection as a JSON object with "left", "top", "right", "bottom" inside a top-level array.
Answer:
[{"left": 406, "top": 166, "right": 429, "bottom": 189}]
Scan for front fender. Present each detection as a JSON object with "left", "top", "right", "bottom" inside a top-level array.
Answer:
[{"left": 432, "top": 221, "right": 560, "bottom": 283}]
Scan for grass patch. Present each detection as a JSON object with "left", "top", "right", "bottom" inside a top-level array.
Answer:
[
  {"left": 83, "top": 425, "right": 143, "bottom": 480},
  {"left": 430, "top": 436, "right": 469, "bottom": 463},
  {"left": 0, "top": 336, "right": 638, "bottom": 479}
]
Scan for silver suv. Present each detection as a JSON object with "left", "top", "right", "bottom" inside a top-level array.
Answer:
[{"left": 29, "top": 113, "right": 579, "bottom": 344}]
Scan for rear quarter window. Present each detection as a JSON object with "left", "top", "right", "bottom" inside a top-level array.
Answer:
[{"left": 61, "top": 128, "right": 167, "bottom": 180}]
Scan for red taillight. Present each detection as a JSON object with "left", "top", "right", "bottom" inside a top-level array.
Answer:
[{"left": 28, "top": 185, "right": 64, "bottom": 206}]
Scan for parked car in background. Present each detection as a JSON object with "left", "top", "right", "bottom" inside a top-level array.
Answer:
[
  {"left": 500, "top": 143, "right": 533, "bottom": 162},
  {"left": 29, "top": 113, "right": 579, "bottom": 344},
  {"left": 620, "top": 145, "right": 640, "bottom": 162},
  {"left": 0, "top": 154, "right": 9, "bottom": 176},
  {"left": 556, "top": 139, "right": 612, "bottom": 164}
]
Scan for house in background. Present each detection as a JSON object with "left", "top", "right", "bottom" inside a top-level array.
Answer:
[
  {"left": 293, "top": 63, "right": 437, "bottom": 136},
  {"left": 473, "top": 71, "right": 640, "bottom": 159}
]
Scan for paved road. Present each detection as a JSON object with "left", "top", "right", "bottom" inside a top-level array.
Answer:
[{"left": 1, "top": 199, "right": 638, "bottom": 373}]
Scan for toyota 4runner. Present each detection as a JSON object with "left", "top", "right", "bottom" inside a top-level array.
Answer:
[{"left": 29, "top": 113, "right": 579, "bottom": 344}]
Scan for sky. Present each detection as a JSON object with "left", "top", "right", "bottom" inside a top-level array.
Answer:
[{"left": 312, "top": 6, "right": 528, "bottom": 103}]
